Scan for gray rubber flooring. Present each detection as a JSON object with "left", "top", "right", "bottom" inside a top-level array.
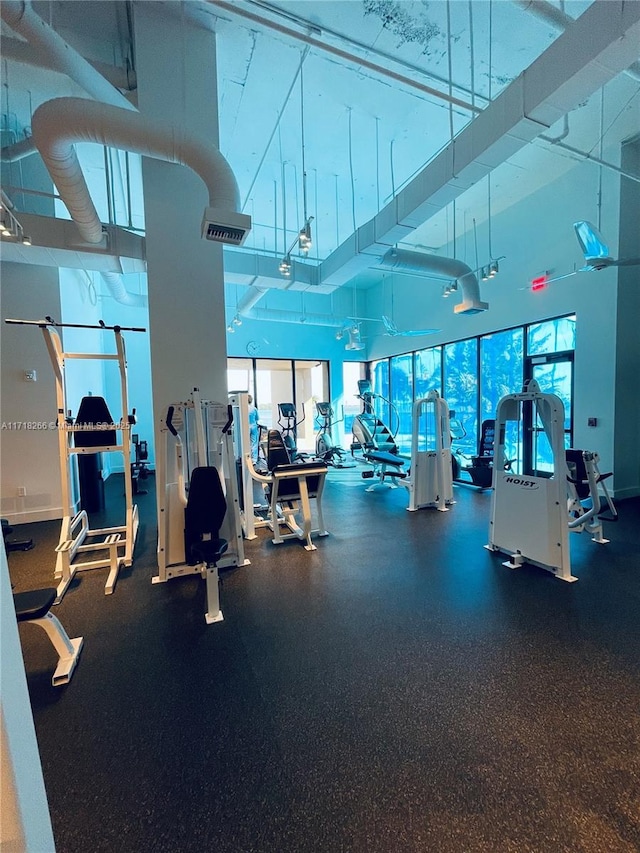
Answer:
[{"left": 8, "top": 468, "right": 640, "bottom": 853}]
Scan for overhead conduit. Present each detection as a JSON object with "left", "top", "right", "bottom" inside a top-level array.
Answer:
[
  {"left": 511, "top": 0, "right": 640, "bottom": 83},
  {"left": 31, "top": 97, "right": 241, "bottom": 246},
  {"left": 375, "top": 249, "right": 487, "bottom": 313},
  {"left": 1, "top": 1, "right": 150, "bottom": 307}
]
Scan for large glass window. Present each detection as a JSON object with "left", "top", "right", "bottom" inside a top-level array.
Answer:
[
  {"left": 294, "top": 360, "right": 329, "bottom": 453},
  {"left": 254, "top": 359, "right": 294, "bottom": 432},
  {"left": 480, "top": 328, "right": 524, "bottom": 422},
  {"left": 371, "top": 359, "right": 391, "bottom": 431},
  {"left": 527, "top": 315, "right": 576, "bottom": 355},
  {"left": 390, "top": 354, "right": 413, "bottom": 454},
  {"left": 227, "top": 358, "right": 255, "bottom": 398},
  {"left": 415, "top": 347, "right": 442, "bottom": 398},
  {"left": 444, "top": 339, "right": 479, "bottom": 456},
  {"left": 342, "top": 362, "right": 366, "bottom": 445}
]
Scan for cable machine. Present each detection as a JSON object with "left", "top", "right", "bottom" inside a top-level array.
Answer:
[
  {"left": 5, "top": 317, "right": 142, "bottom": 602},
  {"left": 486, "top": 379, "right": 616, "bottom": 582},
  {"left": 154, "top": 389, "right": 248, "bottom": 623},
  {"left": 405, "top": 391, "right": 454, "bottom": 512}
]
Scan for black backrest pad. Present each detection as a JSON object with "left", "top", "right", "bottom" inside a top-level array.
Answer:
[
  {"left": 184, "top": 467, "right": 227, "bottom": 563},
  {"left": 75, "top": 396, "right": 117, "bottom": 447},
  {"left": 267, "top": 429, "right": 291, "bottom": 469}
]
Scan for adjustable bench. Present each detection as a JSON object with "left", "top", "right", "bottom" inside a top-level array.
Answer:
[
  {"left": 362, "top": 450, "right": 407, "bottom": 492},
  {"left": 14, "top": 587, "right": 84, "bottom": 686}
]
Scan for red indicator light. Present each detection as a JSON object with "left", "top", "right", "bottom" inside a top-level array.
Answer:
[{"left": 531, "top": 275, "right": 548, "bottom": 291}]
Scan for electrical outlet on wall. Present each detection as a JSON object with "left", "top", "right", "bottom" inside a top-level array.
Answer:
[{"left": 24, "top": 370, "right": 37, "bottom": 382}]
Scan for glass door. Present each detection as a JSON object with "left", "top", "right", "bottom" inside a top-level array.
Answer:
[{"left": 524, "top": 353, "right": 574, "bottom": 474}]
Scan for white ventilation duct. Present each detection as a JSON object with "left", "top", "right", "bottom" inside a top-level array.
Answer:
[
  {"left": 235, "top": 282, "right": 343, "bottom": 327},
  {"left": 1, "top": 34, "right": 136, "bottom": 92},
  {"left": 376, "top": 249, "right": 488, "bottom": 315},
  {"left": 511, "top": 0, "right": 640, "bottom": 82},
  {"left": 30, "top": 97, "right": 244, "bottom": 245},
  {"left": 0, "top": 0, "right": 137, "bottom": 162},
  {"left": 100, "top": 272, "right": 147, "bottom": 308},
  {"left": 0, "top": 1, "right": 137, "bottom": 110}
]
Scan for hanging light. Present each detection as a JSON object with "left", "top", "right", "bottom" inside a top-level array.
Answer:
[
  {"left": 22, "top": 234, "right": 32, "bottom": 246},
  {"left": 442, "top": 285, "right": 450, "bottom": 298},
  {"left": 226, "top": 323, "right": 234, "bottom": 333},
  {"left": 298, "top": 217, "right": 313, "bottom": 253},
  {"left": 489, "top": 260, "right": 499, "bottom": 278},
  {"left": 279, "top": 255, "right": 292, "bottom": 277},
  {"left": 233, "top": 315, "right": 242, "bottom": 326},
  {"left": 481, "top": 266, "right": 489, "bottom": 281}
]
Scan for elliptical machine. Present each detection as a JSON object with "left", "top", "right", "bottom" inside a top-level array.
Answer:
[
  {"left": 277, "top": 403, "right": 306, "bottom": 461},
  {"left": 315, "top": 402, "right": 355, "bottom": 468}
]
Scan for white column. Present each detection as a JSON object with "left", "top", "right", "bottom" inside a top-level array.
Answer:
[{"left": 134, "top": 6, "right": 228, "bottom": 413}]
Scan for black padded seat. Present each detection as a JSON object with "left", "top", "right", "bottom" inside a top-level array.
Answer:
[
  {"left": 14, "top": 587, "right": 57, "bottom": 622},
  {"left": 364, "top": 450, "right": 405, "bottom": 469},
  {"left": 184, "top": 467, "right": 229, "bottom": 567},
  {"left": 191, "top": 539, "right": 228, "bottom": 565}
]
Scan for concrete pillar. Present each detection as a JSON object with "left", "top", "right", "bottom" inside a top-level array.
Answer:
[
  {"left": 134, "top": 5, "right": 228, "bottom": 417},
  {"left": 614, "top": 138, "right": 640, "bottom": 498}
]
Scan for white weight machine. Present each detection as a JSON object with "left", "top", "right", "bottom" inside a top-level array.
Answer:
[
  {"left": 486, "top": 379, "right": 616, "bottom": 582},
  {"left": 153, "top": 389, "right": 248, "bottom": 623},
  {"left": 5, "top": 317, "right": 141, "bottom": 602},
  {"left": 229, "top": 391, "right": 270, "bottom": 541},
  {"left": 405, "top": 390, "right": 454, "bottom": 512},
  {"left": 231, "top": 392, "right": 329, "bottom": 550},
  {"left": 245, "top": 429, "right": 329, "bottom": 551}
]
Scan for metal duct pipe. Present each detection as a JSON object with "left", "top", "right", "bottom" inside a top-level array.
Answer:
[
  {"left": 0, "top": 1, "right": 137, "bottom": 110},
  {"left": 511, "top": 0, "right": 640, "bottom": 82},
  {"left": 235, "top": 283, "right": 269, "bottom": 315},
  {"left": 235, "top": 282, "right": 343, "bottom": 327},
  {"left": 376, "top": 248, "right": 488, "bottom": 315},
  {"left": 1, "top": 34, "right": 137, "bottom": 92},
  {"left": 31, "top": 97, "right": 242, "bottom": 244},
  {"left": 100, "top": 271, "right": 147, "bottom": 308},
  {"left": 242, "top": 305, "right": 345, "bottom": 328}
]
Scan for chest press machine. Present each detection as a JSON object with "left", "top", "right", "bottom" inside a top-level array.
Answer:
[
  {"left": 486, "top": 380, "right": 617, "bottom": 582},
  {"left": 153, "top": 389, "right": 248, "bottom": 623}
]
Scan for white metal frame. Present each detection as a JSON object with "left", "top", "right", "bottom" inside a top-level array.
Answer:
[
  {"left": 5, "top": 319, "right": 141, "bottom": 602},
  {"left": 245, "top": 454, "right": 328, "bottom": 551},
  {"left": 486, "top": 380, "right": 575, "bottom": 581},
  {"left": 153, "top": 389, "right": 248, "bottom": 623},
  {"left": 229, "top": 391, "right": 271, "bottom": 540},
  {"left": 20, "top": 610, "right": 84, "bottom": 686},
  {"left": 566, "top": 450, "right": 617, "bottom": 543},
  {"left": 406, "top": 391, "right": 454, "bottom": 512}
]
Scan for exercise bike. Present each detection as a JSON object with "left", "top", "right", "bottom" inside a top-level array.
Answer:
[
  {"left": 315, "top": 402, "right": 355, "bottom": 468},
  {"left": 450, "top": 415, "right": 495, "bottom": 489}
]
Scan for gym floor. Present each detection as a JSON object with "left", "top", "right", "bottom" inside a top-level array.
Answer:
[{"left": 9, "top": 468, "right": 640, "bottom": 853}]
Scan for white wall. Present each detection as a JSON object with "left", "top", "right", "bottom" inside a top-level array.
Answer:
[{"left": 0, "top": 263, "right": 63, "bottom": 522}]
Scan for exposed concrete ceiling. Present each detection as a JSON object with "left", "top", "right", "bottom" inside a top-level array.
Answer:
[{"left": 1, "top": 0, "right": 639, "bottom": 306}]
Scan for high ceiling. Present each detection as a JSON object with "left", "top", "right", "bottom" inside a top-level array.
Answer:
[{"left": 1, "top": 0, "right": 639, "bottom": 292}]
